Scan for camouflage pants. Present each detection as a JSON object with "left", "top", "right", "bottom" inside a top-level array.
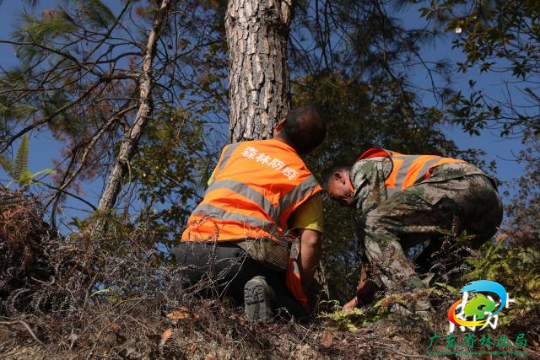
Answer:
[{"left": 358, "top": 174, "right": 503, "bottom": 293}]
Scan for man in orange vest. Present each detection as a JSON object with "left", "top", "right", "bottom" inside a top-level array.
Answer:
[
  {"left": 324, "top": 149, "right": 503, "bottom": 314},
  {"left": 174, "top": 107, "right": 326, "bottom": 322}
]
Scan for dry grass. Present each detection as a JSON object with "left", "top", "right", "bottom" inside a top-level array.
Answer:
[{"left": 0, "top": 187, "right": 538, "bottom": 359}]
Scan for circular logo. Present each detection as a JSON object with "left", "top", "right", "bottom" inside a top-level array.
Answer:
[{"left": 448, "top": 280, "right": 507, "bottom": 327}]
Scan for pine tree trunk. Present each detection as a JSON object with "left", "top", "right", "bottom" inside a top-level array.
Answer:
[
  {"left": 94, "top": 0, "right": 173, "bottom": 233},
  {"left": 225, "top": 0, "right": 295, "bottom": 142}
]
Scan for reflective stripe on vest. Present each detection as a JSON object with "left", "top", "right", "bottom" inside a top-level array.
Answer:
[
  {"left": 204, "top": 175, "right": 320, "bottom": 227},
  {"left": 181, "top": 139, "right": 322, "bottom": 243},
  {"left": 358, "top": 148, "right": 465, "bottom": 197},
  {"left": 191, "top": 203, "right": 281, "bottom": 238}
]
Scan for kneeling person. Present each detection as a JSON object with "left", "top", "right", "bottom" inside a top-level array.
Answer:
[
  {"left": 324, "top": 148, "right": 503, "bottom": 313},
  {"left": 175, "top": 107, "right": 326, "bottom": 322}
]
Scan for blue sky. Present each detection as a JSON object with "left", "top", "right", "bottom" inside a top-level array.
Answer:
[{"left": 0, "top": 0, "right": 527, "bottom": 231}]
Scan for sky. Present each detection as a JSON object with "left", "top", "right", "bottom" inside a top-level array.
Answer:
[
  {"left": 0, "top": 0, "right": 527, "bottom": 232},
  {"left": 398, "top": 3, "right": 528, "bottom": 179}
]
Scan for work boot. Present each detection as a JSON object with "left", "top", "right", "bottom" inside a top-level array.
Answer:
[{"left": 244, "top": 276, "right": 274, "bottom": 322}]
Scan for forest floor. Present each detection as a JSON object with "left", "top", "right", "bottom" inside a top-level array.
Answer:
[
  {"left": 0, "top": 188, "right": 538, "bottom": 359},
  {"left": 1, "top": 300, "right": 538, "bottom": 359}
]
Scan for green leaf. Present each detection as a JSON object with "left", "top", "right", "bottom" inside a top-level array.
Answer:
[
  {"left": 435, "top": 282, "right": 458, "bottom": 293},
  {"left": 30, "top": 168, "right": 55, "bottom": 178},
  {"left": 0, "top": 154, "right": 14, "bottom": 178},
  {"left": 18, "top": 170, "right": 33, "bottom": 186},
  {"left": 12, "top": 134, "right": 29, "bottom": 182}
]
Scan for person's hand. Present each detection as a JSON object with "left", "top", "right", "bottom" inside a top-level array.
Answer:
[
  {"left": 357, "top": 278, "right": 376, "bottom": 305},
  {"left": 356, "top": 264, "right": 376, "bottom": 305},
  {"left": 342, "top": 297, "right": 358, "bottom": 311}
]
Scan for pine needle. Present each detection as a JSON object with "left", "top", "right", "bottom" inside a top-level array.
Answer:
[{"left": 12, "top": 134, "right": 29, "bottom": 182}]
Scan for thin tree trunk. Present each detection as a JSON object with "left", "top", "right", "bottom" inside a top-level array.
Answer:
[
  {"left": 94, "top": 0, "right": 173, "bottom": 233},
  {"left": 225, "top": 0, "right": 295, "bottom": 142}
]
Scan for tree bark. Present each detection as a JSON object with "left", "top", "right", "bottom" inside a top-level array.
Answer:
[
  {"left": 225, "top": 0, "right": 295, "bottom": 142},
  {"left": 94, "top": 0, "right": 173, "bottom": 232}
]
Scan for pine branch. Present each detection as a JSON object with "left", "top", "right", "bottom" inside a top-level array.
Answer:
[
  {"left": 0, "top": 78, "right": 104, "bottom": 154},
  {"left": 38, "top": 181, "right": 98, "bottom": 212},
  {"left": 94, "top": 0, "right": 176, "bottom": 233},
  {"left": 82, "top": 0, "right": 116, "bottom": 29},
  {"left": 44, "top": 103, "right": 138, "bottom": 221},
  {"left": 0, "top": 154, "right": 13, "bottom": 177},
  {"left": 12, "top": 134, "right": 29, "bottom": 181}
]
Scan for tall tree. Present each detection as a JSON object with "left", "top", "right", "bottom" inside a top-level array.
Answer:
[
  {"left": 225, "top": 0, "right": 295, "bottom": 142},
  {"left": 95, "top": 0, "right": 174, "bottom": 231}
]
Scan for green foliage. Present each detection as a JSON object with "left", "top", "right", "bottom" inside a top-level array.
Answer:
[
  {"left": 286, "top": 2, "right": 493, "bottom": 304},
  {"left": 320, "top": 288, "right": 435, "bottom": 330},
  {"left": 81, "top": 0, "right": 117, "bottom": 29},
  {"left": 0, "top": 102, "right": 37, "bottom": 121},
  {"left": 0, "top": 134, "right": 54, "bottom": 187},
  {"left": 130, "top": 104, "right": 212, "bottom": 247},
  {"left": 434, "top": 282, "right": 458, "bottom": 294},
  {"left": 417, "top": 0, "right": 539, "bottom": 138},
  {"left": 319, "top": 301, "right": 369, "bottom": 332},
  {"left": 14, "top": 10, "right": 76, "bottom": 63},
  {"left": 293, "top": 72, "right": 482, "bottom": 302},
  {"left": 464, "top": 238, "right": 540, "bottom": 317},
  {"left": 504, "top": 133, "right": 540, "bottom": 240},
  {"left": 319, "top": 300, "right": 390, "bottom": 331},
  {"left": 12, "top": 133, "right": 29, "bottom": 181},
  {"left": 0, "top": 0, "right": 228, "bottom": 231},
  {"left": 0, "top": 155, "right": 12, "bottom": 178}
]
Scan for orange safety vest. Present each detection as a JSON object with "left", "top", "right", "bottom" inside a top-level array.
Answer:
[
  {"left": 358, "top": 148, "right": 465, "bottom": 197},
  {"left": 181, "top": 139, "right": 322, "bottom": 243},
  {"left": 181, "top": 139, "right": 321, "bottom": 308}
]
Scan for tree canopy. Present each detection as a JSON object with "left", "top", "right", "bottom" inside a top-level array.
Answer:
[{"left": 0, "top": 0, "right": 537, "bottom": 301}]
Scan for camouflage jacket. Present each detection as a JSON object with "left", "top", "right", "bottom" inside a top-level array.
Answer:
[{"left": 350, "top": 157, "right": 491, "bottom": 217}]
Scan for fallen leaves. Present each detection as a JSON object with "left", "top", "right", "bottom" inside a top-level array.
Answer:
[
  {"left": 160, "top": 327, "right": 173, "bottom": 346},
  {"left": 321, "top": 331, "right": 334, "bottom": 349},
  {"left": 228, "top": 313, "right": 245, "bottom": 325},
  {"left": 165, "top": 306, "right": 200, "bottom": 326},
  {"left": 166, "top": 306, "right": 199, "bottom": 320},
  {"left": 159, "top": 307, "right": 201, "bottom": 347}
]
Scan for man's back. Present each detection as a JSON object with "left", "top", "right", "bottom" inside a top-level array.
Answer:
[
  {"left": 175, "top": 107, "right": 327, "bottom": 322},
  {"left": 181, "top": 139, "right": 321, "bottom": 244}
]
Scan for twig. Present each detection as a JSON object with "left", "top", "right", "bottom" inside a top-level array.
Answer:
[
  {"left": 0, "top": 320, "right": 46, "bottom": 347},
  {"left": 84, "top": 299, "right": 146, "bottom": 360},
  {"left": 288, "top": 321, "right": 318, "bottom": 360}
]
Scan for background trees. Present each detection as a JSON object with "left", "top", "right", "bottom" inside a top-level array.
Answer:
[
  {"left": 418, "top": 0, "right": 539, "bottom": 243},
  {"left": 0, "top": 0, "right": 228, "bottom": 237},
  {"left": 0, "top": 0, "right": 537, "bottom": 302}
]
